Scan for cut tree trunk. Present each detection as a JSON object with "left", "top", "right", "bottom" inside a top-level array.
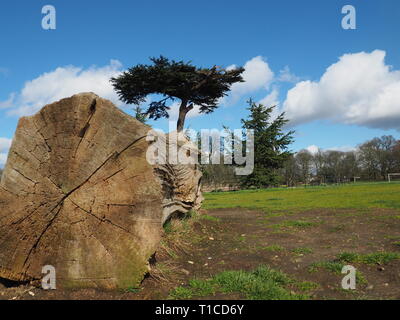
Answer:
[{"left": 0, "top": 93, "right": 202, "bottom": 289}]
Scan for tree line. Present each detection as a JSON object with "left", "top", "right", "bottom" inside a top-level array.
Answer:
[
  {"left": 202, "top": 134, "right": 400, "bottom": 190},
  {"left": 282, "top": 135, "right": 400, "bottom": 187}
]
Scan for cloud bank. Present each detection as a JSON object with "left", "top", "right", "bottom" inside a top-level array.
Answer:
[
  {"left": 1, "top": 50, "right": 399, "bottom": 133},
  {"left": 282, "top": 50, "right": 400, "bottom": 130},
  {"left": 3, "top": 60, "right": 123, "bottom": 117}
]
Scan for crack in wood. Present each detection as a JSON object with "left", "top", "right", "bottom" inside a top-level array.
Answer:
[{"left": 73, "top": 98, "right": 97, "bottom": 158}]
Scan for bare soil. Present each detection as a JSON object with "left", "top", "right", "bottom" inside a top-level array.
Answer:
[{"left": 1, "top": 207, "right": 400, "bottom": 300}]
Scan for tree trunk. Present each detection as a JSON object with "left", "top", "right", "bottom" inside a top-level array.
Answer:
[{"left": 176, "top": 100, "right": 194, "bottom": 133}]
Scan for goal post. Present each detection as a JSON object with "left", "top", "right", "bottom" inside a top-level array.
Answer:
[{"left": 388, "top": 173, "right": 400, "bottom": 183}]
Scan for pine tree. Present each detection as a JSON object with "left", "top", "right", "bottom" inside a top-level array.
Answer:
[
  {"left": 111, "top": 56, "right": 244, "bottom": 132},
  {"left": 241, "top": 99, "right": 294, "bottom": 188}
]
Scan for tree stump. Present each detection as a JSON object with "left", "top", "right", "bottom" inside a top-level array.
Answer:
[{"left": 0, "top": 93, "right": 202, "bottom": 289}]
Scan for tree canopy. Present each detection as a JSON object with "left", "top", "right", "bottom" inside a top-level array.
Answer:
[{"left": 111, "top": 56, "right": 244, "bottom": 131}]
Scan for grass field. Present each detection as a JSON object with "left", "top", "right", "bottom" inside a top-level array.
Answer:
[{"left": 204, "top": 182, "right": 400, "bottom": 213}]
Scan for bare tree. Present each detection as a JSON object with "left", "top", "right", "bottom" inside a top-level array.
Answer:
[
  {"left": 295, "top": 150, "right": 313, "bottom": 185},
  {"left": 359, "top": 135, "right": 398, "bottom": 180}
]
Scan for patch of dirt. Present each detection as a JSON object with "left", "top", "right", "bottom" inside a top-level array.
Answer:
[{"left": 1, "top": 207, "right": 400, "bottom": 300}]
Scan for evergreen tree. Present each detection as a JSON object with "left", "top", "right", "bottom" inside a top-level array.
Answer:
[
  {"left": 111, "top": 56, "right": 244, "bottom": 132},
  {"left": 241, "top": 100, "right": 294, "bottom": 188}
]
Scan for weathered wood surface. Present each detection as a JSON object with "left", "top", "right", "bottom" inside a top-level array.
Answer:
[{"left": 0, "top": 93, "right": 202, "bottom": 289}]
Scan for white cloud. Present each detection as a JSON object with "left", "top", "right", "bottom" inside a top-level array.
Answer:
[
  {"left": 283, "top": 50, "right": 400, "bottom": 130},
  {"left": 277, "top": 66, "right": 300, "bottom": 83},
  {"left": 225, "top": 56, "right": 274, "bottom": 104},
  {"left": 226, "top": 64, "right": 237, "bottom": 72},
  {"left": 259, "top": 88, "right": 279, "bottom": 107},
  {"left": 2, "top": 60, "right": 123, "bottom": 117},
  {"left": 306, "top": 145, "right": 319, "bottom": 155},
  {"left": 304, "top": 144, "right": 356, "bottom": 154},
  {"left": 0, "top": 137, "right": 12, "bottom": 167},
  {"left": 258, "top": 88, "right": 281, "bottom": 121},
  {"left": 326, "top": 146, "right": 357, "bottom": 153}
]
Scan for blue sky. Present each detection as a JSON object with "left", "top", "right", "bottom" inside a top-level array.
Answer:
[{"left": 1, "top": 0, "right": 400, "bottom": 164}]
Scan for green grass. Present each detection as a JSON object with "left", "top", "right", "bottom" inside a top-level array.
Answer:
[
  {"left": 261, "top": 245, "right": 284, "bottom": 252},
  {"left": 169, "top": 265, "right": 309, "bottom": 300},
  {"left": 292, "top": 247, "right": 314, "bottom": 255},
  {"left": 309, "top": 251, "right": 400, "bottom": 278},
  {"left": 125, "top": 287, "right": 140, "bottom": 293},
  {"left": 337, "top": 252, "right": 400, "bottom": 265},
  {"left": 309, "top": 261, "right": 367, "bottom": 285},
  {"left": 296, "top": 281, "right": 319, "bottom": 292},
  {"left": 163, "top": 220, "right": 174, "bottom": 234},
  {"left": 308, "top": 251, "right": 400, "bottom": 287},
  {"left": 203, "top": 182, "right": 400, "bottom": 214},
  {"left": 309, "top": 261, "right": 344, "bottom": 274},
  {"left": 385, "top": 235, "right": 400, "bottom": 240},
  {"left": 199, "top": 214, "right": 221, "bottom": 222},
  {"left": 169, "top": 286, "right": 194, "bottom": 299}
]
